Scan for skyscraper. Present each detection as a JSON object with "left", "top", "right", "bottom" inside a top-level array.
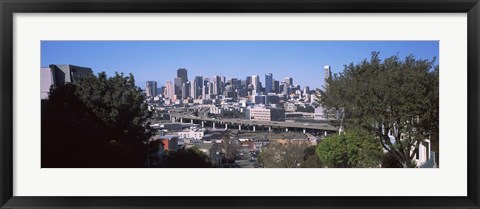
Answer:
[
  {"left": 193, "top": 76, "right": 203, "bottom": 99},
  {"left": 145, "top": 81, "right": 158, "bottom": 98},
  {"left": 165, "top": 81, "right": 174, "bottom": 100},
  {"left": 324, "top": 65, "right": 332, "bottom": 81},
  {"left": 246, "top": 76, "right": 252, "bottom": 87},
  {"left": 177, "top": 68, "right": 188, "bottom": 83},
  {"left": 213, "top": 75, "right": 222, "bottom": 95},
  {"left": 284, "top": 77, "right": 293, "bottom": 86},
  {"left": 251, "top": 75, "right": 260, "bottom": 93},
  {"left": 265, "top": 73, "right": 273, "bottom": 93},
  {"left": 273, "top": 80, "right": 280, "bottom": 93},
  {"left": 182, "top": 82, "right": 190, "bottom": 99},
  {"left": 190, "top": 79, "right": 197, "bottom": 99},
  {"left": 174, "top": 77, "right": 183, "bottom": 98}
]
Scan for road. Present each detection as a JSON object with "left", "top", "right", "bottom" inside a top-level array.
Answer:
[{"left": 235, "top": 150, "right": 258, "bottom": 168}]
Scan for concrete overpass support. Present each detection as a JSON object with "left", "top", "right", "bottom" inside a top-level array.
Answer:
[
  {"left": 190, "top": 119, "right": 194, "bottom": 124},
  {"left": 286, "top": 128, "right": 289, "bottom": 132},
  {"left": 213, "top": 122, "right": 216, "bottom": 129},
  {"left": 269, "top": 126, "right": 271, "bottom": 132},
  {"left": 225, "top": 124, "right": 228, "bottom": 130},
  {"left": 201, "top": 121, "right": 205, "bottom": 127},
  {"left": 253, "top": 126, "right": 256, "bottom": 132},
  {"left": 303, "top": 129, "right": 306, "bottom": 134},
  {"left": 180, "top": 118, "right": 183, "bottom": 123},
  {"left": 239, "top": 125, "right": 242, "bottom": 131}
]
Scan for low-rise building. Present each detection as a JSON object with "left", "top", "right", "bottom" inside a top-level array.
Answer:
[
  {"left": 245, "top": 107, "right": 285, "bottom": 121},
  {"left": 177, "top": 129, "right": 205, "bottom": 140}
]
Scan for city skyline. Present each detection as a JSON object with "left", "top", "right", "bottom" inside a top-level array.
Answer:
[{"left": 41, "top": 41, "right": 439, "bottom": 89}]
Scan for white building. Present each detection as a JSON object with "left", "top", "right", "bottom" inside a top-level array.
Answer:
[
  {"left": 176, "top": 129, "right": 205, "bottom": 140},
  {"left": 314, "top": 106, "right": 326, "bottom": 121},
  {"left": 245, "top": 107, "right": 285, "bottom": 121}
]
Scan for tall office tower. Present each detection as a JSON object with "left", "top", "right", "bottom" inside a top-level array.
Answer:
[
  {"left": 265, "top": 73, "right": 273, "bottom": 93},
  {"left": 207, "top": 82, "right": 213, "bottom": 95},
  {"left": 304, "top": 86, "right": 310, "bottom": 94},
  {"left": 273, "top": 80, "right": 280, "bottom": 93},
  {"left": 230, "top": 78, "right": 239, "bottom": 90},
  {"left": 194, "top": 76, "right": 203, "bottom": 98},
  {"left": 251, "top": 75, "right": 260, "bottom": 93},
  {"left": 282, "top": 82, "right": 289, "bottom": 95},
  {"left": 190, "top": 79, "right": 197, "bottom": 99},
  {"left": 246, "top": 76, "right": 252, "bottom": 86},
  {"left": 222, "top": 76, "right": 226, "bottom": 83},
  {"left": 324, "top": 65, "right": 332, "bottom": 81},
  {"left": 213, "top": 75, "right": 222, "bottom": 95},
  {"left": 174, "top": 77, "right": 183, "bottom": 98},
  {"left": 158, "top": 86, "right": 165, "bottom": 96},
  {"left": 145, "top": 81, "right": 158, "bottom": 98},
  {"left": 177, "top": 68, "right": 188, "bottom": 83},
  {"left": 284, "top": 77, "right": 293, "bottom": 86},
  {"left": 182, "top": 82, "right": 191, "bottom": 99},
  {"left": 165, "top": 81, "right": 174, "bottom": 100},
  {"left": 202, "top": 84, "right": 206, "bottom": 99}
]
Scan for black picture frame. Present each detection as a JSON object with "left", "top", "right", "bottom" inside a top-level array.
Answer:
[{"left": 1, "top": 0, "right": 479, "bottom": 208}]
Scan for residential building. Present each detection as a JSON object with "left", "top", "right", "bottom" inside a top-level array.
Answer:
[{"left": 40, "top": 64, "right": 93, "bottom": 99}]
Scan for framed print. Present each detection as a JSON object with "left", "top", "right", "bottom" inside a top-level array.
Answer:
[{"left": 1, "top": 0, "right": 479, "bottom": 208}]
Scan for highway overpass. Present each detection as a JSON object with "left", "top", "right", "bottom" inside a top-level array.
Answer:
[{"left": 169, "top": 113, "right": 338, "bottom": 134}]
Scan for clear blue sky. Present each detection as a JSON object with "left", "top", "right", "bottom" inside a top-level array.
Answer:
[{"left": 41, "top": 41, "right": 439, "bottom": 89}]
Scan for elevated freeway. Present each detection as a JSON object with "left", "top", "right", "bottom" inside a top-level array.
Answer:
[{"left": 169, "top": 112, "right": 338, "bottom": 134}]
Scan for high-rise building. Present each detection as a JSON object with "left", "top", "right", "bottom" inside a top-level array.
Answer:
[
  {"left": 202, "top": 84, "right": 207, "bottom": 99},
  {"left": 165, "top": 81, "right": 175, "bottom": 100},
  {"left": 145, "top": 81, "right": 158, "bottom": 98},
  {"left": 190, "top": 79, "right": 197, "bottom": 99},
  {"left": 177, "top": 68, "right": 188, "bottom": 83},
  {"left": 282, "top": 82, "right": 289, "bottom": 95},
  {"left": 273, "top": 80, "right": 280, "bottom": 93},
  {"left": 246, "top": 76, "right": 252, "bottom": 86},
  {"left": 189, "top": 76, "right": 203, "bottom": 99},
  {"left": 251, "top": 75, "right": 260, "bottom": 93},
  {"left": 213, "top": 75, "right": 222, "bottom": 95},
  {"left": 265, "top": 73, "right": 273, "bottom": 93},
  {"left": 304, "top": 86, "right": 310, "bottom": 94},
  {"left": 324, "top": 65, "right": 332, "bottom": 81},
  {"left": 158, "top": 86, "right": 165, "bottom": 96},
  {"left": 284, "top": 77, "right": 293, "bottom": 86},
  {"left": 182, "top": 82, "right": 191, "bottom": 99},
  {"left": 174, "top": 77, "right": 183, "bottom": 98},
  {"left": 208, "top": 82, "right": 214, "bottom": 95}
]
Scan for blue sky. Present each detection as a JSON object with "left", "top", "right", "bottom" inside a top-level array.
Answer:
[{"left": 41, "top": 41, "right": 439, "bottom": 89}]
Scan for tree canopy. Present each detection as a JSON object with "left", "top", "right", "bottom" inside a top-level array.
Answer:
[
  {"left": 162, "top": 147, "right": 212, "bottom": 168},
  {"left": 319, "top": 52, "right": 439, "bottom": 168},
  {"left": 258, "top": 141, "right": 309, "bottom": 168},
  {"left": 316, "top": 129, "right": 383, "bottom": 168},
  {"left": 42, "top": 72, "right": 150, "bottom": 168}
]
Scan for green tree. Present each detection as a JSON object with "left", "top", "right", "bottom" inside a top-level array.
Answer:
[
  {"left": 301, "top": 146, "right": 323, "bottom": 168},
  {"left": 258, "top": 141, "right": 309, "bottom": 168},
  {"left": 316, "top": 129, "right": 383, "bottom": 168},
  {"left": 319, "top": 52, "right": 439, "bottom": 168},
  {"left": 42, "top": 72, "right": 150, "bottom": 168}
]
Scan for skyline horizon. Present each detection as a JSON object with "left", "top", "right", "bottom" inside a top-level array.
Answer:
[{"left": 41, "top": 41, "right": 439, "bottom": 89}]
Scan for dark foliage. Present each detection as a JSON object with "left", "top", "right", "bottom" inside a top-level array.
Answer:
[
  {"left": 162, "top": 147, "right": 212, "bottom": 168},
  {"left": 41, "top": 72, "right": 149, "bottom": 168}
]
